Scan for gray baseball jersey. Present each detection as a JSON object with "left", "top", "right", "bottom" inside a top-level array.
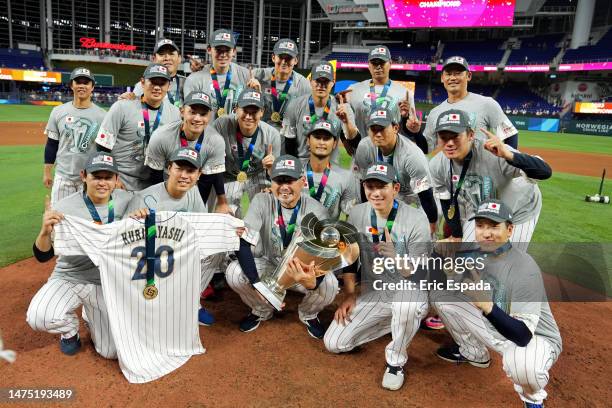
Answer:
[
  {"left": 133, "top": 74, "right": 186, "bottom": 106},
  {"left": 423, "top": 92, "right": 518, "bottom": 152},
  {"left": 354, "top": 135, "right": 432, "bottom": 205},
  {"left": 281, "top": 94, "right": 355, "bottom": 163},
  {"left": 209, "top": 115, "right": 282, "bottom": 182},
  {"left": 95, "top": 99, "right": 181, "bottom": 191},
  {"left": 242, "top": 192, "right": 328, "bottom": 263},
  {"left": 145, "top": 120, "right": 226, "bottom": 175},
  {"left": 45, "top": 101, "right": 107, "bottom": 180},
  {"left": 253, "top": 68, "right": 311, "bottom": 129},
  {"left": 50, "top": 189, "right": 132, "bottom": 285},
  {"left": 347, "top": 79, "right": 415, "bottom": 139},
  {"left": 126, "top": 181, "right": 207, "bottom": 214},
  {"left": 302, "top": 163, "right": 356, "bottom": 219},
  {"left": 429, "top": 138, "right": 542, "bottom": 225}
]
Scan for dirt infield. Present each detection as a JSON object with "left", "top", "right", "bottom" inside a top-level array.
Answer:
[
  {"left": 1, "top": 258, "right": 611, "bottom": 407},
  {"left": 1, "top": 122, "right": 46, "bottom": 145}
]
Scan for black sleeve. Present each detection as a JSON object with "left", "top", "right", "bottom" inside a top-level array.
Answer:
[
  {"left": 44, "top": 138, "right": 59, "bottom": 164},
  {"left": 148, "top": 167, "right": 164, "bottom": 185},
  {"left": 234, "top": 238, "right": 259, "bottom": 284},
  {"left": 506, "top": 152, "right": 552, "bottom": 180},
  {"left": 96, "top": 143, "right": 111, "bottom": 153},
  {"left": 285, "top": 137, "right": 298, "bottom": 157},
  {"left": 33, "top": 242, "right": 55, "bottom": 262},
  {"left": 417, "top": 188, "right": 438, "bottom": 223},
  {"left": 400, "top": 122, "right": 428, "bottom": 154},
  {"left": 440, "top": 199, "right": 462, "bottom": 238},
  {"left": 484, "top": 304, "right": 533, "bottom": 347},
  {"left": 339, "top": 131, "right": 360, "bottom": 157},
  {"left": 197, "top": 173, "right": 225, "bottom": 202},
  {"left": 504, "top": 134, "right": 518, "bottom": 149}
]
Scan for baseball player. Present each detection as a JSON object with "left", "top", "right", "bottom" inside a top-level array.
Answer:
[
  {"left": 27, "top": 152, "right": 131, "bottom": 357},
  {"left": 43, "top": 67, "right": 107, "bottom": 206},
  {"left": 432, "top": 199, "right": 562, "bottom": 408},
  {"left": 354, "top": 106, "right": 438, "bottom": 232},
  {"left": 324, "top": 162, "right": 432, "bottom": 391},
  {"left": 183, "top": 29, "right": 252, "bottom": 118},
  {"left": 301, "top": 119, "right": 356, "bottom": 219},
  {"left": 282, "top": 61, "right": 359, "bottom": 164},
  {"left": 252, "top": 39, "right": 311, "bottom": 130},
  {"left": 422, "top": 56, "right": 519, "bottom": 153},
  {"left": 145, "top": 91, "right": 230, "bottom": 213},
  {"left": 207, "top": 89, "right": 281, "bottom": 217},
  {"left": 225, "top": 155, "right": 336, "bottom": 338},
  {"left": 429, "top": 109, "right": 552, "bottom": 249},
  {"left": 95, "top": 63, "right": 181, "bottom": 191}
]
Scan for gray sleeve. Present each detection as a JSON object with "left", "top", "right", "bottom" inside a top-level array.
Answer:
[
  {"left": 311, "top": 200, "right": 329, "bottom": 220},
  {"left": 281, "top": 99, "right": 298, "bottom": 139},
  {"left": 353, "top": 143, "right": 369, "bottom": 179},
  {"left": 422, "top": 113, "right": 437, "bottom": 153},
  {"left": 340, "top": 176, "right": 357, "bottom": 216},
  {"left": 125, "top": 193, "right": 144, "bottom": 215},
  {"left": 45, "top": 106, "right": 60, "bottom": 140},
  {"left": 497, "top": 146, "right": 523, "bottom": 178},
  {"left": 183, "top": 73, "right": 200, "bottom": 99},
  {"left": 191, "top": 188, "right": 208, "bottom": 213},
  {"left": 429, "top": 154, "right": 450, "bottom": 199},
  {"left": 485, "top": 97, "right": 518, "bottom": 140},
  {"left": 242, "top": 193, "right": 267, "bottom": 245},
  {"left": 505, "top": 257, "right": 545, "bottom": 333},
  {"left": 145, "top": 129, "right": 169, "bottom": 171},
  {"left": 405, "top": 210, "right": 432, "bottom": 257},
  {"left": 95, "top": 102, "right": 125, "bottom": 150},
  {"left": 201, "top": 133, "right": 226, "bottom": 175},
  {"left": 406, "top": 150, "right": 433, "bottom": 194}
]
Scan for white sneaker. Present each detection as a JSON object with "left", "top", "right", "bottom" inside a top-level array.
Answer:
[{"left": 382, "top": 365, "right": 405, "bottom": 391}]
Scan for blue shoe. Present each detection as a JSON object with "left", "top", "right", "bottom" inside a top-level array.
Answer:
[
  {"left": 436, "top": 344, "right": 490, "bottom": 368},
  {"left": 198, "top": 308, "right": 215, "bottom": 326},
  {"left": 239, "top": 313, "right": 264, "bottom": 333},
  {"left": 60, "top": 334, "right": 81, "bottom": 355},
  {"left": 303, "top": 317, "right": 326, "bottom": 339},
  {"left": 524, "top": 402, "right": 544, "bottom": 408}
]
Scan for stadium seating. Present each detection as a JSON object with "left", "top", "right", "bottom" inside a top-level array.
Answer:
[
  {"left": 325, "top": 52, "right": 369, "bottom": 63},
  {"left": 0, "top": 48, "right": 46, "bottom": 70},
  {"left": 562, "top": 29, "right": 612, "bottom": 62},
  {"left": 440, "top": 40, "right": 505, "bottom": 65},
  {"left": 506, "top": 34, "right": 564, "bottom": 65},
  {"left": 497, "top": 83, "right": 561, "bottom": 115}
]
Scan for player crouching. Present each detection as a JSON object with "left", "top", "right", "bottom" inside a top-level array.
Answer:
[
  {"left": 432, "top": 199, "right": 562, "bottom": 408},
  {"left": 27, "top": 153, "right": 132, "bottom": 356}
]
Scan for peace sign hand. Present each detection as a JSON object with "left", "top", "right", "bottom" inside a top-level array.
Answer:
[
  {"left": 40, "top": 195, "right": 64, "bottom": 237},
  {"left": 376, "top": 227, "right": 397, "bottom": 259},
  {"left": 482, "top": 128, "right": 514, "bottom": 161}
]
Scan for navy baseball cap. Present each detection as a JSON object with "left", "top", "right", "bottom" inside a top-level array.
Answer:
[
  {"left": 311, "top": 62, "right": 334, "bottom": 81},
  {"left": 210, "top": 29, "right": 236, "bottom": 48},
  {"left": 143, "top": 63, "right": 171, "bottom": 81},
  {"left": 367, "top": 107, "right": 394, "bottom": 128},
  {"left": 70, "top": 67, "right": 95, "bottom": 83},
  {"left": 237, "top": 89, "right": 264, "bottom": 109},
  {"left": 183, "top": 91, "right": 213, "bottom": 109},
  {"left": 443, "top": 56, "right": 470, "bottom": 72},
  {"left": 169, "top": 147, "right": 202, "bottom": 169},
  {"left": 435, "top": 109, "right": 471, "bottom": 134},
  {"left": 273, "top": 39, "right": 299, "bottom": 58},
  {"left": 368, "top": 45, "right": 391, "bottom": 62},
  {"left": 154, "top": 38, "right": 180, "bottom": 54},
  {"left": 306, "top": 119, "right": 340, "bottom": 139},
  {"left": 363, "top": 162, "right": 398, "bottom": 184},
  {"left": 271, "top": 155, "right": 303, "bottom": 180},
  {"left": 85, "top": 152, "right": 119, "bottom": 174},
  {"left": 469, "top": 199, "right": 513, "bottom": 223}
]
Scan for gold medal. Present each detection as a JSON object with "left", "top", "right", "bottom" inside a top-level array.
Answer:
[
  {"left": 271, "top": 111, "right": 281, "bottom": 123},
  {"left": 217, "top": 107, "right": 226, "bottom": 117},
  {"left": 447, "top": 205, "right": 456, "bottom": 219},
  {"left": 143, "top": 284, "right": 158, "bottom": 300},
  {"left": 237, "top": 171, "right": 248, "bottom": 183}
]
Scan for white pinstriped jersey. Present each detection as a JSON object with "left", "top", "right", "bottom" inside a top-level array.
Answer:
[{"left": 53, "top": 212, "right": 242, "bottom": 383}]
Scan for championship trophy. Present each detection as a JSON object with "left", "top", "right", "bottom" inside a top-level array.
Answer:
[{"left": 253, "top": 213, "right": 360, "bottom": 310}]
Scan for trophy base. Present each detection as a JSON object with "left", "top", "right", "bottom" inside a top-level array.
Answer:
[{"left": 253, "top": 282, "right": 284, "bottom": 311}]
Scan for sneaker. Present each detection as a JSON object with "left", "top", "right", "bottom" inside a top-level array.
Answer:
[
  {"left": 239, "top": 313, "right": 264, "bottom": 333},
  {"left": 381, "top": 365, "right": 405, "bottom": 391},
  {"left": 436, "top": 344, "right": 490, "bottom": 368},
  {"left": 60, "top": 334, "right": 81, "bottom": 356},
  {"left": 423, "top": 316, "right": 445, "bottom": 330},
  {"left": 200, "top": 284, "right": 216, "bottom": 300},
  {"left": 524, "top": 402, "right": 544, "bottom": 408},
  {"left": 198, "top": 308, "right": 215, "bottom": 326},
  {"left": 303, "top": 318, "right": 326, "bottom": 339}
]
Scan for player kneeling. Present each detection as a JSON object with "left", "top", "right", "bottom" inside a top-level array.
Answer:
[
  {"left": 27, "top": 153, "right": 131, "bottom": 356},
  {"left": 432, "top": 199, "right": 562, "bottom": 408}
]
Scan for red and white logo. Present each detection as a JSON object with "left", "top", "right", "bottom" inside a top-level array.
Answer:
[
  {"left": 319, "top": 122, "right": 332, "bottom": 130},
  {"left": 179, "top": 149, "right": 198, "bottom": 160},
  {"left": 66, "top": 116, "right": 74, "bottom": 123},
  {"left": 578, "top": 83, "right": 588, "bottom": 92},
  {"left": 151, "top": 65, "right": 168, "bottom": 74},
  {"left": 303, "top": 115, "right": 311, "bottom": 122},
  {"left": 317, "top": 64, "right": 331, "bottom": 73},
  {"left": 195, "top": 93, "right": 210, "bottom": 102},
  {"left": 376, "top": 47, "right": 386, "bottom": 54},
  {"left": 375, "top": 110, "right": 387, "bottom": 118},
  {"left": 222, "top": 33, "right": 231, "bottom": 40},
  {"left": 480, "top": 202, "right": 501, "bottom": 214},
  {"left": 138, "top": 121, "right": 145, "bottom": 128},
  {"left": 103, "top": 155, "right": 113, "bottom": 163},
  {"left": 376, "top": 164, "right": 387, "bottom": 172},
  {"left": 285, "top": 159, "right": 295, "bottom": 167},
  {"left": 283, "top": 42, "right": 295, "bottom": 50},
  {"left": 451, "top": 174, "right": 459, "bottom": 182},
  {"left": 448, "top": 113, "right": 460, "bottom": 121}
]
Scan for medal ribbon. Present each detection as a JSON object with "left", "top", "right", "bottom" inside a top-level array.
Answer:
[
  {"left": 141, "top": 99, "right": 163, "bottom": 146},
  {"left": 376, "top": 147, "right": 394, "bottom": 165},
  {"left": 448, "top": 151, "right": 473, "bottom": 219},
  {"left": 369, "top": 80, "right": 391, "bottom": 113},
  {"left": 145, "top": 209, "right": 156, "bottom": 287},
  {"left": 179, "top": 130, "right": 205, "bottom": 152},
  {"left": 308, "top": 96, "right": 331, "bottom": 124},
  {"left": 271, "top": 72, "right": 293, "bottom": 115},
  {"left": 211, "top": 67, "right": 233, "bottom": 109},
  {"left": 370, "top": 199, "right": 398, "bottom": 243},
  {"left": 306, "top": 162, "right": 331, "bottom": 201},
  {"left": 83, "top": 191, "right": 114, "bottom": 225},
  {"left": 277, "top": 199, "right": 301, "bottom": 248},
  {"left": 235, "top": 127, "right": 260, "bottom": 171},
  {"left": 167, "top": 76, "right": 180, "bottom": 106}
]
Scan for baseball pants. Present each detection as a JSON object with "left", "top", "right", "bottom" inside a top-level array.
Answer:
[
  {"left": 324, "top": 288, "right": 429, "bottom": 367},
  {"left": 26, "top": 278, "right": 117, "bottom": 359},
  {"left": 431, "top": 291, "right": 558, "bottom": 405},
  {"left": 225, "top": 258, "right": 339, "bottom": 321},
  {"left": 50, "top": 174, "right": 82, "bottom": 207}
]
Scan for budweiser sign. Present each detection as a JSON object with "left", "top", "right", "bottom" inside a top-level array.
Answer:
[{"left": 79, "top": 37, "right": 137, "bottom": 51}]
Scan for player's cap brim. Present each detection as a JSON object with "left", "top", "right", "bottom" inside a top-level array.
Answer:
[
  {"left": 155, "top": 44, "right": 180, "bottom": 54},
  {"left": 71, "top": 74, "right": 95, "bottom": 83},
  {"left": 210, "top": 40, "right": 235, "bottom": 49},
  {"left": 443, "top": 62, "right": 469, "bottom": 72},
  {"left": 171, "top": 158, "right": 201, "bottom": 169},
  {"left": 311, "top": 72, "right": 334, "bottom": 81},
  {"left": 144, "top": 72, "right": 171, "bottom": 81},
  {"left": 435, "top": 124, "right": 468, "bottom": 134},
  {"left": 307, "top": 127, "right": 338, "bottom": 139},
  {"left": 86, "top": 164, "right": 119, "bottom": 174},
  {"left": 363, "top": 174, "right": 394, "bottom": 184},
  {"left": 237, "top": 99, "right": 264, "bottom": 109},
  {"left": 183, "top": 99, "right": 212, "bottom": 109},
  {"left": 468, "top": 214, "right": 509, "bottom": 223},
  {"left": 271, "top": 169, "right": 301, "bottom": 180},
  {"left": 368, "top": 117, "right": 393, "bottom": 128}
]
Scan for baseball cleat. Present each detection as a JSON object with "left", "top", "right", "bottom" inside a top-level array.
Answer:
[
  {"left": 423, "top": 316, "right": 445, "bottom": 330},
  {"left": 382, "top": 365, "right": 405, "bottom": 391},
  {"left": 436, "top": 345, "right": 490, "bottom": 368},
  {"left": 523, "top": 402, "right": 544, "bottom": 408},
  {"left": 302, "top": 318, "right": 326, "bottom": 339},
  {"left": 60, "top": 334, "right": 81, "bottom": 356},
  {"left": 239, "top": 313, "right": 264, "bottom": 333},
  {"left": 198, "top": 308, "right": 215, "bottom": 326}
]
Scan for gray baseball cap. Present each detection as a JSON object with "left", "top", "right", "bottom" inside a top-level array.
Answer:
[
  {"left": 306, "top": 119, "right": 339, "bottom": 139},
  {"left": 143, "top": 63, "right": 172, "bottom": 81},
  {"left": 183, "top": 91, "right": 213, "bottom": 109},
  {"left": 273, "top": 39, "right": 299, "bottom": 58},
  {"left": 311, "top": 62, "right": 334, "bottom": 81},
  {"left": 469, "top": 199, "right": 513, "bottom": 223},
  {"left": 367, "top": 107, "right": 394, "bottom": 128},
  {"left": 271, "top": 155, "right": 303, "bottom": 180},
  {"left": 210, "top": 29, "right": 236, "bottom": 48},
  {"left": 237, "top": 89, "right": 264, "bottom": 109},
  {"left": 435, "top": 109, "right": 471, "bottom": 134},
  {"left": 70, "top": 67, "right": 95, "bottom": 83},
  {"left": 368, "top": 45, "right": 391, "bottom": 62},
  {"left": 85, "top": 152, "right": 119, "bottom": 174},
  {"left": 363, "top": 162, "right": 398, "bottom": 184},
  {"left": 169, "top": 147, "right": 202, "bottom": 169},
  {"left": 442, "top": 55, "right": 470, "bottom": 72},
  {"left": 154, "top": 38, "right": 180, "bottom": 54}
]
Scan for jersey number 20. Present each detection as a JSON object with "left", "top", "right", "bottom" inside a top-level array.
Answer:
[{"left": 130, "top": 245, "right": 175, "bottom": 280}]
